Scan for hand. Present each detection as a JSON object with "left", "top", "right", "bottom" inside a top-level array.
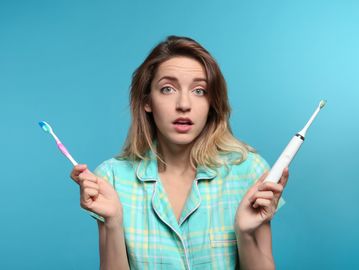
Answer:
[
  {"left": 234, "top": 168, "right": 289, "bottom": 234},
  {"left": 70, "top": 164, "right": 123, "bottom": 225}
]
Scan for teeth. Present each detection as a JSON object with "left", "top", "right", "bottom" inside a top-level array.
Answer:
[{"left": 174, "top": 119, "right": 192, "bottom": 125}]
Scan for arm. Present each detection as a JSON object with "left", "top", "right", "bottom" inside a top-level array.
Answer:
[
  {"left": 98, "top": 220, "right": 106, "bottom": 267},
  {"left": 98, "top": 219, "right": 129, "bottom": 270},
  {"left": 237, "top": 222, "right": 274, "bottom": 270},
  {"left": 70, "top": 164, "right": 130, "bottom": 270},
  {"left": 235, "top": 169, "right": 289, "bottom": 270}
]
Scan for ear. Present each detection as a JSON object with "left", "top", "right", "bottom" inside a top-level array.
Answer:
[{"left": 144, "top": 102, "right": 152, "bottom": 112}]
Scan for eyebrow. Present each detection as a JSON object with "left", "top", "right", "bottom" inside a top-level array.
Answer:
[{"left": 157, "top": 76, "right": 207, "bottom": 84}]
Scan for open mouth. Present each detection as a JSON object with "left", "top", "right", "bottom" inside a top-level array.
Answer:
[{"left": 173, "top": 118, "right": 193, "bottom": 126}]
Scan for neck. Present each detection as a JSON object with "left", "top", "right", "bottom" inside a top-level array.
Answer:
[{"left": 156, "top": 138, "right": 195, "bottom": 176}]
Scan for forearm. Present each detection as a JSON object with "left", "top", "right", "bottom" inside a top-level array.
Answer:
[
  {"left": 98, "top": 219, "right": 129, "bottom": 270},
  {"left": 237, "top": 222, "right": 275, "bottom": 270}
]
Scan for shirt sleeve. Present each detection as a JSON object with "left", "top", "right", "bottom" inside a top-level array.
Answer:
[
  {"left": 84, "top": 160, "right": 114, "bottom": 222},
  {"left": 248, "top": 153, "right": 285, "bottom": 211}
]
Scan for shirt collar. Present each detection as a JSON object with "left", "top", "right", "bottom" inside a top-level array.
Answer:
[
  {"left": 136, "top": 149, "right": 217, "bottom": 182},
  {"left": 136, "top": 150, "right": 159, "bottom": 182},
  {"left": 195, "top": 165, "right": 217, "bottom": 180}
]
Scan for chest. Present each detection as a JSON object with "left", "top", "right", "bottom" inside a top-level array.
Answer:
[
  {"left": 122, "top": 181, "right": 240, "bottom": 269},
  {"left": 159, "top": 173, "right": 194, "bottom": 221}
]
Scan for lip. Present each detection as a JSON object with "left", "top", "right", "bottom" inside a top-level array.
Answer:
[
  {"left": 172, "top": 117, "right": 193, "bottom": 133},
  {"left": 172, "top": 117, "right": 193, "bottom": 125}
]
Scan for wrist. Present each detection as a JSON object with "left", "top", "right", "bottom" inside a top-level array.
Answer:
[
  {"left": 235, "top": 221, "right": 270, "bottom": 241},
  {"left": 236, "top": 229, "right": 256, "bottom": 243},
  {"left": 235, "top": 219, "right": 271, "bottom": 237},
  {"left": 235, "top": 222, "right": 256, "bottom": 238},
  {"left": 104, "top": 215, "right": 123, "bottom": 230}
]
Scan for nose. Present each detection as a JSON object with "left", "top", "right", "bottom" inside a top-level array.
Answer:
[{"left": 176, "top": 91, "right": 191, "bottom": 112}]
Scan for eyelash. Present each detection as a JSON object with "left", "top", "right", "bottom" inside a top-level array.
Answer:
[
  {"left": 160, "top": 86, "right": 175, "bottom": 94},
  {"left": 160, "top": 86, "right": 207, "bottom": 96},
  {"left": 192, "top": 88, "right": 207, "bottom": 96}
]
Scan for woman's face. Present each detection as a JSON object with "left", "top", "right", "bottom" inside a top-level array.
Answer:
[{"left": 145, "top": 56, "right": 210, "bottom": 147}]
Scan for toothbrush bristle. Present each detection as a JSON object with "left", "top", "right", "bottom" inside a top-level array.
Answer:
[
  {"left": 39, "top": 121, "right": 51, "bottom": 133},
  {"left": 319, "top": 100, "right": 327, "bottom": 109}
]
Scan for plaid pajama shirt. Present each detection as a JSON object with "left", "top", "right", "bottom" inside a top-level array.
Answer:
[{"left": 89, "top": 150, "right": 284, "bottom": 269}]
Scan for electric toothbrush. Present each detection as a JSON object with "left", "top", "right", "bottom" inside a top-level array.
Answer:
[
  {"left": 264, "top": 100, "right": 326, "bottom": 183},
  {"left": 38, "top": 121, "right": 78, "bottom": 166}
]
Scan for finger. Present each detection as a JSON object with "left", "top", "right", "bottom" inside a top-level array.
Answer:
[
  {"left": 257, "top": 182, "right": 284, "bottom": 194},
  {"left": 278, "top": 168, "right": 289, "bottom": 188},
  {"left": 80, "top": 188, "right": 99, "bottom": 209},
  {"left": 83, "top": 187, "right": 99, "bottom": 198},
  {"left": 252, "top": 198, "right": 271, "bottom": 208},
  {"left": 81, "top": 180, "right": 100, "bottom": 191},
  {"left": 70, "top": 164, "right": 88, "bottom": 183},
  {"left": 73, "top": 164, "right": 88, "bottom": 175},
  {"left": 243, "top": 171, "right": 269, "bottom": 200},
  {"left": 78, "top": 171, "right": 98, "bottom": 183},
  {"left": 256, "top": 171, "right": 269, "bottom": 185},
  {"left": 249, "top": 191, "right": 274, "bottom": 204}
]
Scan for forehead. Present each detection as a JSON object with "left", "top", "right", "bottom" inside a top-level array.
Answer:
[{"left": 154, "top": 57, "right": 206, "bottom": 79}]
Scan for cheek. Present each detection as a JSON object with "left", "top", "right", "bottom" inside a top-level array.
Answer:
[
  {"left": 151, "top": 101, "right": 172, "bottom": 121},
  {"left": 197, "top": 102, "right": 210, "bottom": 121},
  {"left": 193, "top": 104, "right": 210, "bottom": 132}
]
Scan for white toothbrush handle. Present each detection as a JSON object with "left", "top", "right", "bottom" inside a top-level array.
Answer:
[
  {"left": 264, "top": 135, "right": 304, "bottom": 183},
  {"left": 67, "top": 155, "right": 78, "bottom": 166}
]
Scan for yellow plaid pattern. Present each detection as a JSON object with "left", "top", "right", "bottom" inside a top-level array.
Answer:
[{"left": 89, "top": 151, "right": 284, "bottom": 269}]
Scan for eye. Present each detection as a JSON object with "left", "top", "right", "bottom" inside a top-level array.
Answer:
[
  {"left": 192, "top": 88, "right": 207, "bottom": 96},
  {"left": 160, "top": 86, "right": 175, "bottom": 94}
]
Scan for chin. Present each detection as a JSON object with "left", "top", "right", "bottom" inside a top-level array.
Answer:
[
  {"left": 171, "top": 137, "right": 196, "bottom": 146},
  {"left": 161, "top": 133, "right": 198, "bottom": 147}
]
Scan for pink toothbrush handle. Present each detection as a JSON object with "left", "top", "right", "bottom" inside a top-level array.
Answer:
[{"left": 57, "top": 142, "right": 78, "bottom": 166}]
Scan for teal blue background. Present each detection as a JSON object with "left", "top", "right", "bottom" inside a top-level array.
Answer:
[{"left": 1, "top": 0, "right": 358, "bottom": 269}]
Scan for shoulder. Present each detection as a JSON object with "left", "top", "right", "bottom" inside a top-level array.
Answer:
[
  {"left": 224, "top": 152, "right": 269, "bottom": 174},
  {"left": 216, "top": 152, "right": 270, "bottom": 187},
  {"left": 94, "top": 157, "right": 138, "bottom": 181},
  {"left": 243, "top": 152, "right": 270, "bottom": 173}
]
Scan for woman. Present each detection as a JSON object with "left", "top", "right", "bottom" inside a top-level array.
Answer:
[{"left": 71, "top": 36, "right": 288, "bottom": 270}]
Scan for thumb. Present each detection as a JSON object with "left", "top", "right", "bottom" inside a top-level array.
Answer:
[
  {"left": 97, "top": 176, "right": 117, "bottom": 196},
  {"left": 255, "top": 171, "right": 268, "bottom": 186},
  {"left": 243, "top": 171, "right": 268, "bottom": 199}
]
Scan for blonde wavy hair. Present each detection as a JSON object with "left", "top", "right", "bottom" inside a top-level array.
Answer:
[{"left": 120, "top": 36, "right": 254, "bottom": 168}]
